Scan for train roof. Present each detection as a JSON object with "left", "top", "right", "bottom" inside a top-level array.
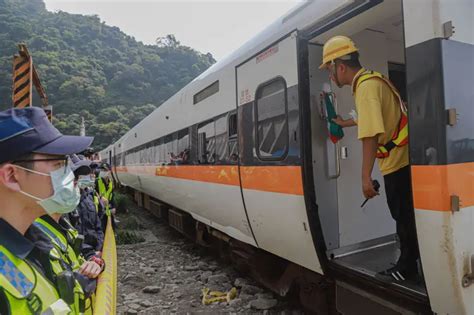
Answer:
[{"left": 107, "top": 0, "right": 401, "bottom": 153}]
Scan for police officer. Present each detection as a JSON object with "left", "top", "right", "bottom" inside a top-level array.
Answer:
[
  {"left": 95, "top": 163, "right": 116, "bottom": 229},
  {"left": 319, "top": 36, "right": 419, "bottom": 281},
  {"left": 0, "top": 107, "right": 92, "bottom": 314},
  {"left": 69, "top": 154, "right": 105, "bottom": 257},
  {"left": 26, "top": 213, "right": 99, "bottom": 315}
]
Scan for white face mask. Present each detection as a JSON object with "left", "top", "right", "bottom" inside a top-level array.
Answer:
[
  {"left": 77, "top": 175, "right": 95, "bottom": 189},
  {"left": 99, "top": 171, "right": 110, "bottom": 179},
  {"left": 16, "top": 164, "right": 80, "bottom": 215}
]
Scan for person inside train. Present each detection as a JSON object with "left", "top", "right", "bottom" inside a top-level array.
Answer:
[
  {"left": 0, "top": 106, "right": 92, "bottom": 314},
  {"left": 319, "top": 36, "right": 419, "bottom": 282}
]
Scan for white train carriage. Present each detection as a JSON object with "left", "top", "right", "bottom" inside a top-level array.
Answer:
[{"left": 101, "top": 0, "right": 474, "bottom": 313}]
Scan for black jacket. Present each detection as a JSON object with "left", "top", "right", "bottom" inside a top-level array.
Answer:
[{"left": 68, "top": 188, "right": 104, "bottom": 254}]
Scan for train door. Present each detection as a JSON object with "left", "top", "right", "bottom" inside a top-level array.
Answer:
[
  {"left": 236, "top": 31, "right": 322, "bottom": 273},
  {"left": 302, "top": 0, "right": 472, "bottom": 313}
]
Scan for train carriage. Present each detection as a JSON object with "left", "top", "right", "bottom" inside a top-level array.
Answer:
[{"left": 101, "top": 0, "right": 474, "bottom": 313}]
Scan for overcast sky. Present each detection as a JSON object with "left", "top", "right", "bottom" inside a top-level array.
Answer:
[{"left": 43, "top": 0, "right": 302, "bottom": 61}]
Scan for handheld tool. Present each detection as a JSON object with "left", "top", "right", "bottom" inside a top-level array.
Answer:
[{"left": 361, "top": 180, "right": 380, "bottom": 207}]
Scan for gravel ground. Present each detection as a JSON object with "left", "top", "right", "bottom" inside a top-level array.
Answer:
[{"left": 117, "top": 201, "right": 304, "bottom": 314}]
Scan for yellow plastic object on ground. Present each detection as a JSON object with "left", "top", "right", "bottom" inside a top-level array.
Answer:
[
  {"left": 202, "top": 287, "right": 238, "bottom": 305},
  {"left": 93, "top": 215, "right": 117, "bottom": 314}
]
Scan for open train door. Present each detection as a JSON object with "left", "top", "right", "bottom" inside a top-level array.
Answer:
[
  {"left": 403, "top": 0, "right": 474, "bottom": 313},
  {"left": 235, "top": 31, "right": 322, "bottom": 273}
]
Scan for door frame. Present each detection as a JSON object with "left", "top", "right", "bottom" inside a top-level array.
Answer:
[{"left": 296, "top": 1, "right": 430, "bottom": 311}]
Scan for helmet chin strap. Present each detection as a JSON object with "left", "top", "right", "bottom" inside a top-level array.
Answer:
[{"left": 331, "top": 60, "right": 343, "bottom": 88}]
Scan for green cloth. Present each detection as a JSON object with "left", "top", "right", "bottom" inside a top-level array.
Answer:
[{"left": 324, "top": 93, "right": 344, "bottom": 143}]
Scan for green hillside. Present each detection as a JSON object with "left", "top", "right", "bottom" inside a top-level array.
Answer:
[{"left": 0, "top": 0, "right": 215, "bottom": 149}]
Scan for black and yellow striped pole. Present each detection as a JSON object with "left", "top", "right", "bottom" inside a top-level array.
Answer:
[
  {"left": 12, "top": 44, "right": 50, "bottom": 120},
  {"left": 12, "top": 51, "right": 32, "bottom": 108}
]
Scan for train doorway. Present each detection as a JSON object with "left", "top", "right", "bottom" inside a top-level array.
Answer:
[{"left": 303, "top": 0, "right": 427, "bottom": 297}]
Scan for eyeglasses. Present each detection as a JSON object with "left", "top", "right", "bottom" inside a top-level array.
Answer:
[{"left": 13, "top": 157, "right": 69, "bottom": 172}]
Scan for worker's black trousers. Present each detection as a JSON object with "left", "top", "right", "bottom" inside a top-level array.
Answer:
[{"left": 383, "top": 165, "right": 420, "bottom": 273}]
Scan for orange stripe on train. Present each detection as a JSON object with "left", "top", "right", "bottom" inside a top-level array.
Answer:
[
  {"left": 411, "top": 162, "right": 474, "bottom": 211},
  {"left": 115, "top": 165, "right": 304, "bottom": 195}
]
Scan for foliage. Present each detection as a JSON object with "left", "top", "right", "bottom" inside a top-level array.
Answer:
[
  {"left": 113, "top": 192, "right": 132, "bottom": 214},
  {"left": 0, "top": 0, "right": 216, "bottom": 150},
  {"left": 116, "top": 230, "right": 145, "bottom": 245},
  {"left": 119, "top": 217, "right": 144, "bottom": 231}
]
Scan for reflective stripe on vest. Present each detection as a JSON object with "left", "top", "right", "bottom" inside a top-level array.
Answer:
[
  {"left": 353, "top": 70, "right": 409, "bottom": 159},
  {"left": 33, "top": 220, "right": 68, "bottom": 253},
  {"left": 31, "top": 220, "right": 87, "bottom": 315},
  {"left": 60, "top": 219, "right": 86, "bottom": 266},
  {"left": 34, "top": 218, "right": 82, "bottom": 271},
  {"left": 0, "top": 246, "right": 70, "bottom": 314},
  {"left": 93, "top": 195, "right": 99, "bottom": 213}
]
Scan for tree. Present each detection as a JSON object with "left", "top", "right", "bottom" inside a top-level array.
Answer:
[{"left": 0, "top": 0, "right": 216, "bottom": 150}]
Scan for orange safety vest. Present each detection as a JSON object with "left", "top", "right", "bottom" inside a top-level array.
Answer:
[{"left": 353, "top": 70, "right": 409, "bottom": 159}]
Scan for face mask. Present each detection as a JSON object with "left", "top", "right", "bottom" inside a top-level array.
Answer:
[
  {"left": 16, "top": 164, "right": 80, "bottom": 215},
  {"left": 77, "top": 175, "right": 95, "bottom": 189},
  {"left": 99, "top": 171, "right": 110, "bottom": 179}
]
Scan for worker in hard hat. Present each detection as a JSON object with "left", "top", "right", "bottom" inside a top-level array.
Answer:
[{"left": 320, "top": 36, "right": 419, "bottom": 282}]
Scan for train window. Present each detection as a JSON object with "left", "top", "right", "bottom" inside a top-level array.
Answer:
[
  {"left": 228, "top": 112, "right": 237, "bottom": 138},
  {"left": 193, "top": 80, "right": 219, "bottom": 105},
  {"left": 155, "top": 138, "right": 164, "bottom": 164},
  {"left": 164, "top": 134, "right": 173, "bottom": 164},
  {"left": 188, "top": 125, "right": 198, "bottom": 164},
  {"left": 215, "top": 115, "right": 227, "bottom": 163},
  {"left": 255, "top": 77, "right": 289, "bottom": 160},
  {"left": 228, "top": 139, "right": 238, "bottom": 163},
  {"left": 198, "top": 120, "right": 215, "bottom": 164},
  {"left": 175, "top": 128, "right": 190, "bottom": 164}
]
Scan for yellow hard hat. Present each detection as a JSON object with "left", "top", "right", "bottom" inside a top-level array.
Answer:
[{"left": 319, "top": 35, "right": 358, "bottom": 69}]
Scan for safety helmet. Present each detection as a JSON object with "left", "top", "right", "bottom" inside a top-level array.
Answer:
[{"left": 319, "top": 35, "right": 359, "bottom": 69}]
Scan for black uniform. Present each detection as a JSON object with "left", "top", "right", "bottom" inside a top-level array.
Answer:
[{"left": 68, "top": 188, "right": 104, "bottom": 255}]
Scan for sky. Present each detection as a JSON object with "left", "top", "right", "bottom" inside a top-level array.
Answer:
[{"left": 43, "top": 0, "right": 303, "bottom": 61}]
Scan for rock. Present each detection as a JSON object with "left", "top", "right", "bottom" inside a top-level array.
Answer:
[
  {"left": 257, "top": 292, "right": 274, "bottom": 299},
  {"left": 128, "top": 303, "right": 141, "bottom": 310},
  {"left": 122, "top": 274, "right": 145, "bottom": 285},
  {"left": 142, "top": 286, "right": 160, "bottom": 294},
  {"left": 138, "top": 300, "right": 154, "bottom": 308},
  {"left": 141, "top": 267, "right": 156, "bottom": 274},
  {"left": 221, "top": 282, "right": 233, "bottom": 290},
  {"left": 199, "top": 271, "right": 213, "bottom": 283},
  {"left": 234, "top": 277, "right": 249, "bottom": 288},
  {"left": 164, "top": 283, "right": 178, "bottom": 291},
  {"left": 184, "top": 265, "right": 199, "bottom": 271},
  {"left": 208, "top": 263, "right": 219, "bottom": 271},
  {"left": 249, "top": 298, "right": 278, "bottom": 310},
  {"left": 125, "top": 309, "right": 138, "bottom": 315},
  {"left": 165, "top": 266, "right": 175, "bottom": 273},
  {"left": 124, "top": 293, "right": 139, "bottom": 300},
  {"left": 141, "top": 306, "right": 160, "bottom": 314},
  {"left": 207, "top": 274, "right": 229, "bottom": 284},
  {"left": 238, "top": 293, "right": 253, "bottom": 300},
  {"left": 229, "top": 298, "right": 243, "bottom": 307},
  {"left": 240, "top": 284, "right": 264, "bottom": 295}
]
